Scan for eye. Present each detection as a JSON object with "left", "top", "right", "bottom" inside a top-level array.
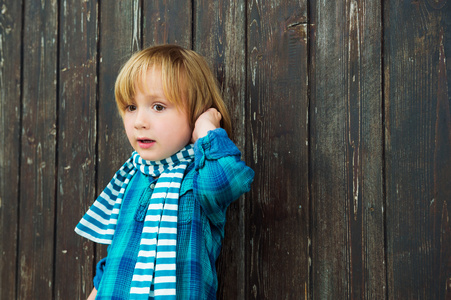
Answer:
[
  {"left": 126, "top": 104, "right": 137, "bottom": 112},
  {"left": 153, "top": 104, "right": 165, "bottom": 112}
]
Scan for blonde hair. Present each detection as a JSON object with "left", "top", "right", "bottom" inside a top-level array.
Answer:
[{"left": 115, "top": 44, "right": 232, "bottom": 136}]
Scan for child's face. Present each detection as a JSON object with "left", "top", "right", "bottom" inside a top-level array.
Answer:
[{"left": 122, "top": 66, "right": 192, "bottom": 161}]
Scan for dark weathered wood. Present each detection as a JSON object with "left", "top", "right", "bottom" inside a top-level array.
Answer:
[
  {"left": 2, "top": 1, "right": 451, "bottom": 299},
  {"left": 142, "top": 0, "right": 192, "bottom": 48},
  {"left": 193, "top": 0, "right": 247, "bottom": 298},
  {"left": 96, "top": 0, "right": 142, "bottom": 266},
  {"left": 0, "top": 1, "right": 22, "bottom": 299},
  {"left": 310, "top": 0, "right": 385, "bottom": 298},
  {"left": 17, "top": 1, "right": 58, "bottom": 299},
  {"left": 384, "top": 1, "right": 451, "bottom": 299},
  {"left": 55, "top": 1, "right": 98, "bottom": 298},
  {"left": 246, "top": 0, "right": 309, "bottom": 298},
  {"left": 98, "top": 0, "right": 141, "bottom": 173}
]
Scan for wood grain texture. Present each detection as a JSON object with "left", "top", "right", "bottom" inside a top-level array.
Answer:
[
  {"left": 310, "top": 0, "right": 385, "bottom": 298},
  {"left": 142, "top": 0, "right": 192, "bottom": 48},
  {"left": 193, "top": 0, "right": 247, "bottom": 298},
  {"left": 247, "top": 0, "right": 309, "bottom": 298},
  {"left": 2, "top": 1, "right": 450, "bottom": 299},
  {"left": 384, "top": 1, "right": 451, "bottom": 299},
  {"left": 96, "top": 0, "right": 142, "bottom": 264},
  {"left": 55, "top": 0, "right": 98, "bottom": 298},
  {"left": 17, "top": 1, "right": 58, "bottom": 299},
  {"left": 0, "top": 0, "right": 22, "bottom": 299},
  {"left": 97, "top": 0, "right": 140, "bottom": 185}
]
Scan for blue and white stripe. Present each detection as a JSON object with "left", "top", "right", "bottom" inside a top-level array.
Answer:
[{"left": 75, "top": 145, "right": 194, "bottom": 299}]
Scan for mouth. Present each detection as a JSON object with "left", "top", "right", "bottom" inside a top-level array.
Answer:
[
  {"left": 137, "top": 138, "right": 156, "bottom": 149},
  {"left": 138, "top": 138, "right": 155, "bottom": 143}
]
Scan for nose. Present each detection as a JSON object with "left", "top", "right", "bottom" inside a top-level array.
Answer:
[{"left": 134, "top": 109, "right": 150, "bottom": 129}]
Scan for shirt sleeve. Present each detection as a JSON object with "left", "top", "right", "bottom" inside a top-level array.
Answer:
[
  {"left": 93, "top": 257, "right": 107, "bottom": 290},
  {"left": 193, "top": 128, "right": 255, "bottom": 227}
]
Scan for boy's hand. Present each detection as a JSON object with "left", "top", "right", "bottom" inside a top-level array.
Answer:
[{"left": 191, "top": 108, "right": 222, "bottom": 143}]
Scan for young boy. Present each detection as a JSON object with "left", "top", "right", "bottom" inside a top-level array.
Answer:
[{"left": 75, "top": 45, "right": 254, "bottom": 299}]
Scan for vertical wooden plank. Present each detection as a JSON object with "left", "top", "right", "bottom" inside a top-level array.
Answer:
[
  {"left": 247, "top": 0, "right": 309, "bottom": 298},
  {"left": 310, "top": 0, "right": 385, "bottom": 298},
  {"left": 0, "top": 1, "right": 22, "bottom": 299},
  {"left": 17, "top": 1, "right": 58, "bottom": 298},
  {"left": 193, "top": 1, "right": 246, "bottom": 298},
  {"left": 384, "top": 1, "right": 451, "bottom": 299},
  {"left": 96, "top": 0, "right": 141, "bottom": 263},
  {"left": 55, "top": 0, "right": 98, "bottom": 298},
  {"left": 142, "top": 0, "right": 192, "bottom": 48}
]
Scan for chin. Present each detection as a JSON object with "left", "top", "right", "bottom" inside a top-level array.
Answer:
[{"left": 139, "top": 154, "right": 159, "bottom": 161}]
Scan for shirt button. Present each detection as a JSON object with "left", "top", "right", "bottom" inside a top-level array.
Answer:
[{"left": 150, "top": 183, "right": 155, "bottom": 189}]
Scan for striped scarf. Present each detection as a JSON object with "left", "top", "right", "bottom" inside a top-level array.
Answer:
[{"left": 75, "top": 145, "right": 194, "bottom": 299}]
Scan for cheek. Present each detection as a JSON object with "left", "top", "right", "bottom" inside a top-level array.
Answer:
[
  {"left": 171, "top": 119, "right": 192, "bottom": 143},
  {"left": 123, "top": 118, "right": 134, "bottom": 137},
  {"left": 183, "top": 124, "right": 193, "bottom": 144}
]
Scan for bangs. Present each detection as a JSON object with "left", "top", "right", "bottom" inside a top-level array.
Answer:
[
  {"left": 115, "top": 49, "right": 187, "bottom": 116},
  {"left": 115, "top": 59, "right": 148, "bottom": 113}
]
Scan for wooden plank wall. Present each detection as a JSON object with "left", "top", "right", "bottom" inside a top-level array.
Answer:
[
  {"left": 0, "top": 0, "right": 449, "bottom": 299},
  {"left": 310, "top": 0, "right": 385, "bottom": 298},
  {"left": 384, "top": 1, "right": 451, "bottom": 299}
]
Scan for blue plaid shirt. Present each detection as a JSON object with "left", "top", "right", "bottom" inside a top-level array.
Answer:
[{"left": 93, "top": 128, "right": 254, "bottom": 299}]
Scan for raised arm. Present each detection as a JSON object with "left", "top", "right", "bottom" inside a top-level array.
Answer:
[{"left": 193, "top": 127, "right": 254, "bottom": 227}]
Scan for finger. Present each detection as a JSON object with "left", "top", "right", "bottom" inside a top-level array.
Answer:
[{"left": 207, "top": 108, "right": 220, "bottom": 117}]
